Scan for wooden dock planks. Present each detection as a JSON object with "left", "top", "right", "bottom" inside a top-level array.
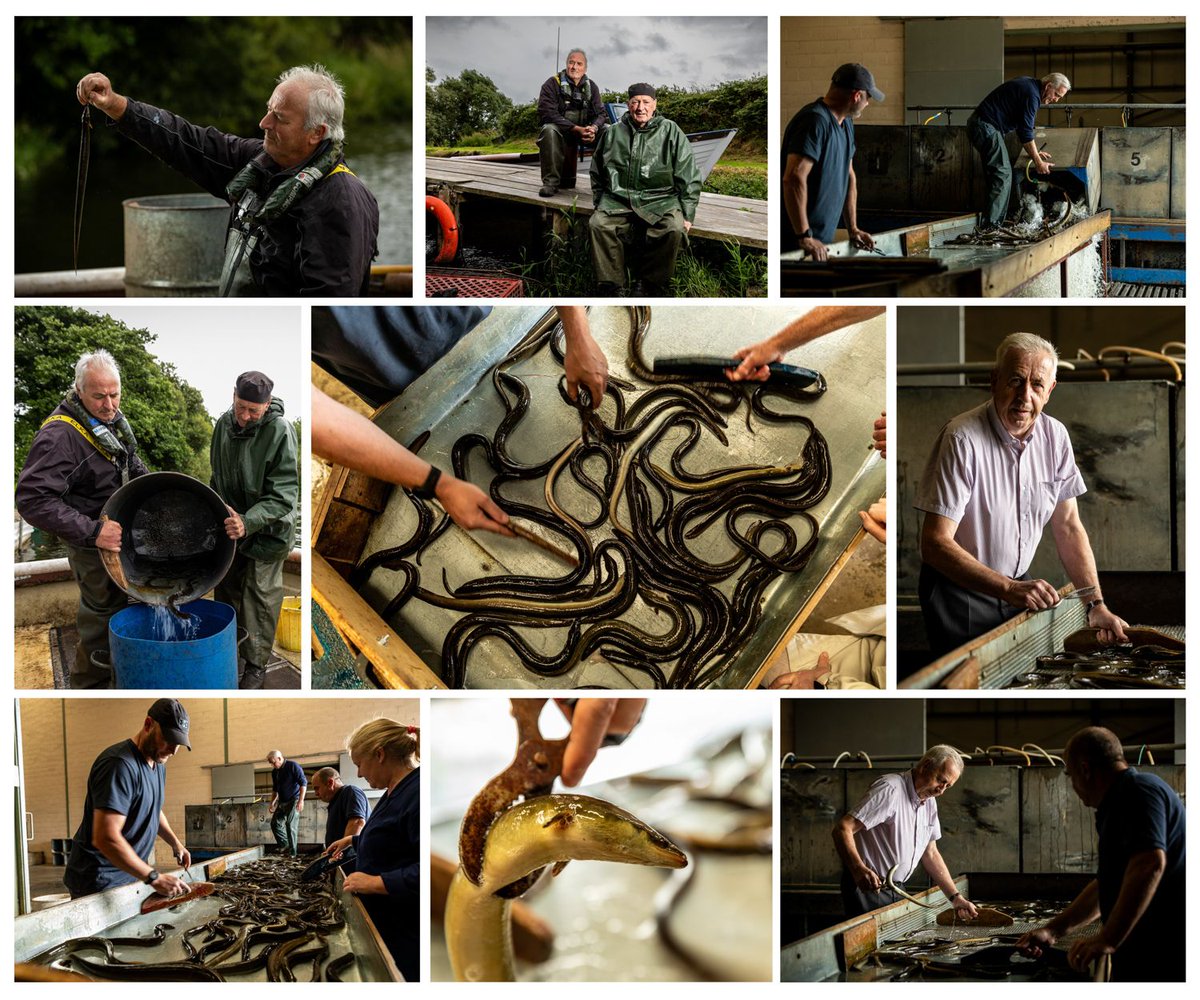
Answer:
[{"left": 426, "top": 156, "right": 768, "bottom": 248}]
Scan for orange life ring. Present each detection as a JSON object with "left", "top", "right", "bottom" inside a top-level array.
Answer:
[{"left": 426, "top": 195, "right": 459, "bottom": 263}]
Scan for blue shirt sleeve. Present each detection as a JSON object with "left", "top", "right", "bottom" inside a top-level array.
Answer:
[
  {"left": 91, "top": 756, "right": 137, "bottom": 816},
  {"left": 798, "top": 115, "right": 829, "bottom": 164}
]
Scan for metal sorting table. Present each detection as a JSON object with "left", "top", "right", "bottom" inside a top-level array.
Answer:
[
  {"left": 14, "top": 848, "right": 399, "bottom": 982},
  {"left": 354, "top": 306, "right": 885, "bottom": 688},
  {"left": 782, "top": 874, "right": 1097, "bottom": 982},
  {"left": 431, "top": 727, "right": 774, "bottom": 982},
  {"left": 902, "top": 586, "right": 1186, "bottom": 689},
  {"left": 781, "top": 212, "right": 1110, "bottom": 297}
]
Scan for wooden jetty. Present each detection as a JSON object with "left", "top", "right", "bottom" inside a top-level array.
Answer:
[{"left": 426, "top": 156, "right": 768, "bottom": 249}]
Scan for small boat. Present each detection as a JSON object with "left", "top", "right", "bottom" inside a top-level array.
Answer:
[{"left": 458, "top": 103, "right": 737, "bottom": 184}]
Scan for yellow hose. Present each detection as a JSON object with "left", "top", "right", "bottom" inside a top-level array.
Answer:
[
  {"left": 988, "top": 745, "right": 1031, "bottom": 767},
  {"left": 1022, "top": 743, "right": 1065, "bottom": 767},
  {"left": 1097, "top": 345, "right": 1183, "bottom": 382},
  {"left": 1075, "top": 349, "right": 1110, "bottom": 381},
  {"left": 857, "top": 751, "right": 873, "bottom": 768}
]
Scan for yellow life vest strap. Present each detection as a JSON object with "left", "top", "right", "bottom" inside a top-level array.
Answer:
[
  {"left": 40, "top": 414, "right": 115, "bottom": 463},
  {"left": 328, "top": 163, "right": 355, "bottom": 178}
]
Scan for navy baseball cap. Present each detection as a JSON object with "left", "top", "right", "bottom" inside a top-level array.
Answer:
[
  {"left": 832, "top": 63, "right": 884, "bottom": 102},
  {"left": 148, "top": 698, "right": 192, "bottom": 750}
]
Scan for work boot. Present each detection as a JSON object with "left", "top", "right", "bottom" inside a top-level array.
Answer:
[
  {"left": 239, "top": 665, "right": 266, "bottom": 690},
  {"left": 539, "top": 185, "right": 558, "bottom": 198},
  {"left": 596, "top": 282, "right": 624, "bottom": 297}
]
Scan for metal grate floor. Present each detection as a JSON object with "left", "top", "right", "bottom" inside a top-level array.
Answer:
[
  {"left": 1107, "top": 282, "right": 1185, "bottom": 297},
  {"left": 427, "top": 269, "right": 524, "bottom": 297}
]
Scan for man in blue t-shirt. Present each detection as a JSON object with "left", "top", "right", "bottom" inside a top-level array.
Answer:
[
  {"left": 781, "top": 63, "right": 882, "bottom": 259},
  {"left": 1019, "top": 726, "right": 1185, "bottom": 982},
  {"left": 64, "top": 699, "right": 193, "bottom": 899},
  {"left": 968, "top": 73, "right": 1070, "bottom": 231},
  {"left": 267, "top": 749, "right": 308, "bottom": 856},
  {"left": 312, "top": 766, "right": 369, "bottom": 853}
]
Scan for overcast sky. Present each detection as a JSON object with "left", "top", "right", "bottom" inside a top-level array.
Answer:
[
  {"left": 92, "top": 306, "right": 303, "bottom": 421},
  {"left": 427, "top": 17, "right": 766, "bottom": 101}
]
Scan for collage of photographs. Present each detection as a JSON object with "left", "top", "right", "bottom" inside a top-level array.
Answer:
[{"left": 6, "top": 11, "right": 1190, "bottom": 987}]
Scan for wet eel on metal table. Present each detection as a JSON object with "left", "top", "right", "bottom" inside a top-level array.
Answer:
[{"left": 355, "top": 306, "right": 835, "bottom": 688}]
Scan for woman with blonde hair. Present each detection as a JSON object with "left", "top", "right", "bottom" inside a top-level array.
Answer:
[{"left": 328, "top": 718, "right": 420, "bottom": 980}]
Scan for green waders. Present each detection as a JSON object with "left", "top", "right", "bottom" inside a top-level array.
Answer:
[
  {"left": 65, "top": 544, "right": 128, "bottom": 688},
  {"left": 967, "top": 114, "right": 1012, "bottom": 227},
  {"left": 589, "top": 207, "right": 687, "bottom": 294},
  {"left": 271, "top": 800, "right": 300, "bottom": 855},
  {"left": 215, "top": 549, "right": 286, "bottom": 688}
]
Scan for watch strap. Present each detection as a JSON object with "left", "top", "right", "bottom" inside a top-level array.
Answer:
[{"left": 415, "top": 465, "right": 443, "bottom": 500}]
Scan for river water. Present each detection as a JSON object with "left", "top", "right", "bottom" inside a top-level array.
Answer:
[{"left": 15, "top": 122, "right": 412, "bottom": 275}]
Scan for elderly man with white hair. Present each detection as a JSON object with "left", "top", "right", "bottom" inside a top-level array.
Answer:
[
  {"left": 915, "top": 332, "right": 1128, "bottom": 657},
  {"left": 833, "top": 745, "right": 980, "bottom": 918},
  {"left": 75, "top": 64, "right": 379, "bottom": 296},
  {"left": 17, "top": 350, "right": 148, "bottom": 687},
  {"left": 968, "top": 72, "right": 1071, "bottom": 232}
]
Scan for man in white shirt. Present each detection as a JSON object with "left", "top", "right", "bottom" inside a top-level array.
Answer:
[{"left": 832, "top": 745, "right": 980, "bottom": 918}]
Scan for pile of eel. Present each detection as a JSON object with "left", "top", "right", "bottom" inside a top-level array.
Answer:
[
  {"left": 352, "top": 306, "right": 833, "bottom": 688},
  {"left": 1008, "top": 626, "right": 1185, "bottom": 689},
  {"left": 37, "top": 857, "right": 358, "bottom": 982}
]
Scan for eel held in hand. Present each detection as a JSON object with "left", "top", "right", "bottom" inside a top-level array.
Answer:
[{"left": 445, "top": 794, "right": 687, "bottom": 982}]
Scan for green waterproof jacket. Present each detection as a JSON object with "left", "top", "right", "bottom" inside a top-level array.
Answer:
[
  {"left": 590, "top": 112, "right": 702, "bottom": 224},
  {"left": 210, "top": 398, "right": 298, "bottom": 561}
]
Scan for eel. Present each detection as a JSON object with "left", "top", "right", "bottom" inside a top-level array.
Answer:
[{"left": 444, "top": 794, "right": 687, "bottom": 982}]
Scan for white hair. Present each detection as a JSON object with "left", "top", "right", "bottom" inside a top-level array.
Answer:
[
  {"left": 278, "top": 64, "right": 345, "bottom": 143},
  {"left": 995, "top": 332, "right": 1059, "bottom": 369},
  {"left": 74, "top": 349, "right": 121, "bottom": 396},
  {"left": 917, "top": 744, "right": 964, "bottom": 774},
  {"left": 1042, "top": 72, "right": 1071, "bottom": 92},
  {"left": 266, "top": 750, "right": 283, "bottom": 762},
  {"left": 566, "top": 48, "right": 588, "bottom": 67}
]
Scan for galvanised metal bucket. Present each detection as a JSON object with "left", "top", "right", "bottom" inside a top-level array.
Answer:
[{"left": 122, "top": 193, "right": 228, "bottom": 296}]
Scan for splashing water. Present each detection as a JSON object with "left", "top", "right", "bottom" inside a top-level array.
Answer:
[{"left": 151, "top": 603, "right": 201, "bottom": 642}]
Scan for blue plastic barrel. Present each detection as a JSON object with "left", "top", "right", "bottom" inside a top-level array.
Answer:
[{"left": 109, "top": 599, "right": 238, "bottom": 689}]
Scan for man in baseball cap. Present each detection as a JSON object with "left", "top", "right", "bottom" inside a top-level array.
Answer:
[
  {"left": 63, "top": 701, "right": 192, "bottom": 899},
  {"left": 781, "top": 63, "right": 883, "bottom": 260},
  {"left": 211, "top": 370, "right": 299, "bottom": 689}
]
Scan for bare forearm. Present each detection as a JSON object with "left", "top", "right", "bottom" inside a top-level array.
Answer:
[
  {"left": 771, "top": 307, "right": 885, "bottom": 354},
  {"left": 1047, "top": 880, "right": 1102, "bottom": 937},
  {"left": 832, "top": 822, "right": 867, "bottom": 872},
  {"left": 922, "top": 531, "right": 1015, "bottom": 601},
  {"left": 784, "top": 177, "right": 809, "bottom": 235},
  {"left": 156, "top": 813, "right": 184, "bottom": 856},
  {"left": 921, "top": 846, "right": 960, "bottom": 899},
  {"left": 312, "top": 386, "right": 431, "bottom": 489},
  {"left": 1052, "top": 520, "right": 1102, "bottom": 597},
  {"left": 95, "top": 832, "right": 156, "bottom": 880},
  {"left": 844, "top": 171, "right": 859, "bottom": 230},
  {"left": 345, "top": 818, "right": 366, "bottom": 839}
]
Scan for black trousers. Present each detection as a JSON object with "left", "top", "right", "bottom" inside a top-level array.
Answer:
[{"left": 918, "top": 562, "right": 1024, "bottom": 658}]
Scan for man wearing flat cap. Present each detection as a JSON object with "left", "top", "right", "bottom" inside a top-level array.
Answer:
[
  {"left": 589, "top": 83, "right": 701, "bottom": 296},
  {"left": 64, "top": 699, "right": 193, "bottom": 900},
  {"left": 781, "top": 63, "right": 881, "bottom": 260},
  {"left": 210, "top": 372, "right": 299, "bottom": 689}
]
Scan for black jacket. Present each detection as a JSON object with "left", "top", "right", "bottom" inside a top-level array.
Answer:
[
  {"left": 115, "top": 99, "right": 379, "bottom": 296},
  {"left": 16, "top": 403, "right": 148, "bottom": 546}
]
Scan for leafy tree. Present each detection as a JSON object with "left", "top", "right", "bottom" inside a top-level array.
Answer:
[
  {"left": 14, "top": 307, "right": 213, "bottom": 483},
  {"left": 426, "top": 69, "right": 512, "bottom": 145}
]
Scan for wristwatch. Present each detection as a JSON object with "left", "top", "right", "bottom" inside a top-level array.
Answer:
[
  {"left": 1085, "top": 598, "right": 1106, "bottom": 617},
  {"left": 797, "top": 228, "right": 813, "bottom": 240},
  {"left": 415, "top": 465, "right": 443, "bottom": 500},
  {"left": 144, "top": 869, "right": 160, "bottom": 884}
]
